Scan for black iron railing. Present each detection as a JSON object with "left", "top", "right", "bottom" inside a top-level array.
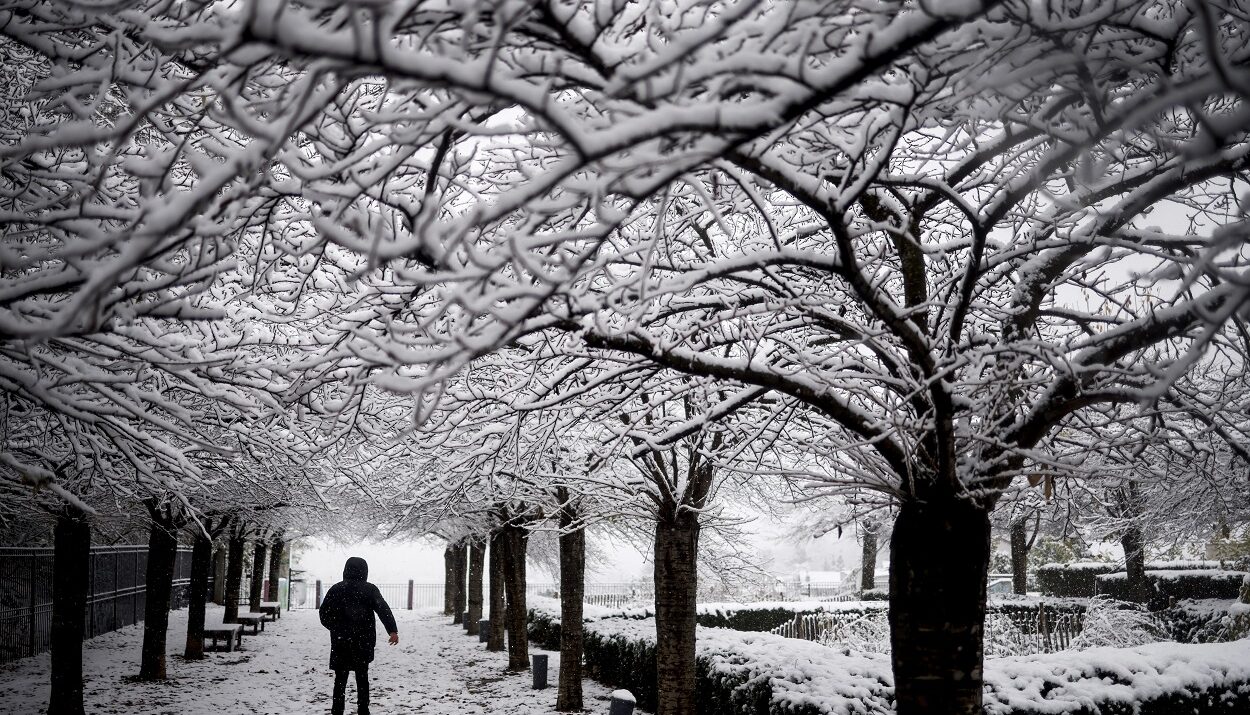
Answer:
[{"left": 0, "top": 545, "right": 197, "bottom": 662}]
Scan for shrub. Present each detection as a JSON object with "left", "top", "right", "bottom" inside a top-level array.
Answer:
[
  {"left": 1067, "top": 598, "right": 1163, "bottom": 649},
  {"left": 1095, "top": 570, "right": 1247, "bottom": 602},
  {"left": 697, "top": 606, "right": 816, "bottom": 632},
  {"left": 1161, "top": 599, "right": 1250, "bottom": 643},
  {"left": 983, "top": 641, "right": 1250, "bottom": 715},
  {"left": 1039, "top": 561, "right": 1235, "bottom": 598},
  {"left": 1037, "top": 562, "right": 1120, "bottom": 597},
  {"left": 574, "top": 614, "right": 1250, "bottom": 715},
  {"left": 527, "top": 609, "right": 562, "bottom": 650}
]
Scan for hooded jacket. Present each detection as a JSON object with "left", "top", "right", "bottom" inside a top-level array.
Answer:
[{"left": 318, "top": 557, "right": 398, "bottom": 670}]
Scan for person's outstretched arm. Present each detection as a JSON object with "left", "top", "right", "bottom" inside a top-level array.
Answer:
[{"left": 370, "top": 584, "right": 399, "bottom": 644}]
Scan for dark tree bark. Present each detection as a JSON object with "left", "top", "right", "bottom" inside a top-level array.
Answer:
[
  {"left": 184, "top": 527, "right": 213, "bottom": 660},
  {"left": 48, "top": 505, "right": 90, "bottom": 715},
  {"left": 1120, "top": 524, "right": 1154, "bottom": 603},
  {"left": 654, "top": 510, "right": 700, "bottom": 715},
  {"left": 556, "top": 498, "right": 585, "bottom": 712},
  {"left": 443, "top": 545, "right": 454, "bottom": 615},
  {"left": 451, "top": 540, "right": 467, "bottom": 624},
  {"left": 467, "top": 540, "right": 485, "bottom": 635},
  {"left": 647, "top": 449, "right": 715, "bottom": 715},
  {"left": 267, "top": 538, "right": 284, "bottom": 602},
  {"left": 211, "top": 545, "right": 227, "bottom": 605},
  {"left": 500, "top": 524, "right": 529, "bottom": 671},
  {"left": 248, "top": 541, "right": 268, "bottom": 612},
  {"left": 1009, "top": 517, "right": 1029, "bottom": 595},
  {"left": 860, "top": 522, "right": 879, "bottom": 592},
  {"left": 1116, "top": 481, "right": 1154, "bottom": 604},
  {"left": 138, "top": 502, "right": 181, "bottom": 681},
  {"left": 223, "top": 529, "right": 245, "bottom": 623},
  {"left": 889, "top": 496, "right": 991, "bottom": 715},
  {"left": 487, "top": 530, "right": 506, "bottom": 652}
]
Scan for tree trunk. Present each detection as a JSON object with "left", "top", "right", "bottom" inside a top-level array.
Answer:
[
  {"left": 267, "top": 538, "right": 284, "bottom": 602},
  {"left": 138, "top": 512, "right": 179, "bottom": 680},
  {"left": 248, "top": 542, "right": 268, "bottom": 611},
  {"left": 467, "top": 540, "right": 485, "bottom": 635},
  {"left": 452, "top": 540, "right": 467, "bottom": 624},
  {"left": 1010, "top": 517, "right": 1029, "bottom": 595},
  {"left": 48, "top": 506, "right": 89, "bottom": 715},
  {"left": 223, "top": 530, "right": 245, "bottom": 623},
  {"left": 443, "top": 545, "right": 454, "bottom": 615},
  {"left": 487, "top": 531, "right": 506, "bottom": 652},
  {"left": 184, "top": 529, "right": 212, "bottom": 660},
  {"left": 889, "top": 496, "right": 991, "bottom": 715},
  {"left": 860, "top": 522, "right": 878, "bottom": 592},
  {"left": 211, "top": 545, "right": 227, "bottom": 605},
  {"left": 1120, "top": 524, "right": 1154, "bottom": 603},
  {"left": 556, "top": 506, "right": 586, "bottom": 712},
  {"left": 500, "top": 525, "right": 529, "bottom": 670},
  {"left": 654, "top": 512, "right": 699, "bottom": 715}
]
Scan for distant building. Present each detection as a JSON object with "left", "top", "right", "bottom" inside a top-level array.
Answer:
[{"left": 987, "top": 577, "right": 1014, "bottom": 595}]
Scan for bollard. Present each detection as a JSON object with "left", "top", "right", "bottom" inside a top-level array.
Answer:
[
  {"left": 478, "top": 619, "right": 490, "bottom": 643},
  {"left": 532, "top": 654, "right": 549, "bottom": 689},
  {"left": 608, "top": 689, "right": 636, "bottom": 715},
  {"left": 462, "top": 611, "right": 470, "bottom": 630}
]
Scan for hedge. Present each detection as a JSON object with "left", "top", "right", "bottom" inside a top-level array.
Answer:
[
  {"left": 566, "top": 615, "right": 1250, "bottom": 715},
  {"left": 1038, "top": 561, "right": 1234, "bottom": 598},
  {"left": 982, "top": 641, "right": 1250, "bottom": 715},
  {"left": 1095, "top": 570, "right": 1248, "bottom": 602},
  {"left": 529, "top": 597, "right": 1086, "bottom": 652},
  {"left": 1160, "top": 599, "right": 1250, "bottom": 643},
  {"left": 528, "top": 595, "right": 891, "bottom": 636},
  {"left": 580, "top": 616, "right": 894, "bottom": 715}
]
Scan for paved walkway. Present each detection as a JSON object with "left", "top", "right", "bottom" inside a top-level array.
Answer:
[{"left": 0, "top": 606, "right": 620, "bottom": 714}]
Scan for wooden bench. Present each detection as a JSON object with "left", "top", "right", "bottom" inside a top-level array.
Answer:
[
  {"left": 258, "top": 601, "right": 282, "bottom": 621},
  {"left": 203, "top": 623, "right": 243, "bottom": 652},
  {"left": 234, "top": 612, "right": 266, "bottom": 634}
]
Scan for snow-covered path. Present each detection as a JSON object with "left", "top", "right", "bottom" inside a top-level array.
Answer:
[{"left": 0, "top": 607, "right": 622, "bottom": 714}]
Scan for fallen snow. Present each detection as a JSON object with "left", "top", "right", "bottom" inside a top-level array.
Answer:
[{"left": 0, "top": 606, "right": 627, "bottom": 714}]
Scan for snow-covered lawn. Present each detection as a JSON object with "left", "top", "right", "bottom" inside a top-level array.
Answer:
[{"left": 0, "top": 607, "right": 624, "bottom": 714}]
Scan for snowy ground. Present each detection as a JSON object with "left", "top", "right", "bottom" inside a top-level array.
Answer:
[{"left": 0, "top": 607, "right": 624, "bottom": 714}]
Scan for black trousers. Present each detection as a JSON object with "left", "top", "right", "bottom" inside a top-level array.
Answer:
[{"left": 332, "top": 666, "right": 369, "bottom": 715}]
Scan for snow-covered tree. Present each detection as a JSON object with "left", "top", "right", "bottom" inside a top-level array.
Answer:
[
  {"left": 9, "top": 3, "right": 1250, "bottom": 715},
  {"left": 236, "top": 5, "right": 1247, "bottom": 713}
]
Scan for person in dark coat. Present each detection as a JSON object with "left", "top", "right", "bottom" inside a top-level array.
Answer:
[{"left": 319, "top": 557, "right": 399, "bottom": 715}]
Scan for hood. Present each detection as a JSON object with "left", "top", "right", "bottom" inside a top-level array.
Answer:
[{"left": 343, "top": 556, "right": 368, "bottom": 581}]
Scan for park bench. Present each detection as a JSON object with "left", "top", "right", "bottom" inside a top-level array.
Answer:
[
  {"left": 202, "top": 623, "right": 243, "bottom": 652},
  {"left": 234, "top": 612, "right": 267, "bottom": 634},
  {"left": 257, "top": 600, "right": 282, "bottom": 620}
]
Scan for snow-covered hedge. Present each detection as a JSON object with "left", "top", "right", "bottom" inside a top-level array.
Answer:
[
  {"left": 572, "top": 615, "right": 1250, "bottom": 715},
  {"left": 528, "top": 596, "right": 890, "bottom": 635},
  {"left": 1038, "top": 561, "right": 1234, "bottom": 598},
  {"left": 528, "top": 596, "right": 1089, "bottom": 656},
  {"left": 581, "top": 616, "right": 895, "bottom": 714},
  {"left": 1161, "top": 599, "right": 1250, "bottom": 643},
  {"left": 1095, "top": 570, "right": 1248, "bottom": 602},
  {"left": 983, "top": 641, "right": 1250, "bottom": 715}
]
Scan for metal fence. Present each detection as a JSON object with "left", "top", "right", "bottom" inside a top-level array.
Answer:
[
  {"left": 0, "top": 545, "right": 195, "bottom": 662},
  {"left": 527, "top": 581, "right": 656, "bottom": 609},
  {"left": 770, "top": 602, "right": 1086, "bottom": 654}
]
